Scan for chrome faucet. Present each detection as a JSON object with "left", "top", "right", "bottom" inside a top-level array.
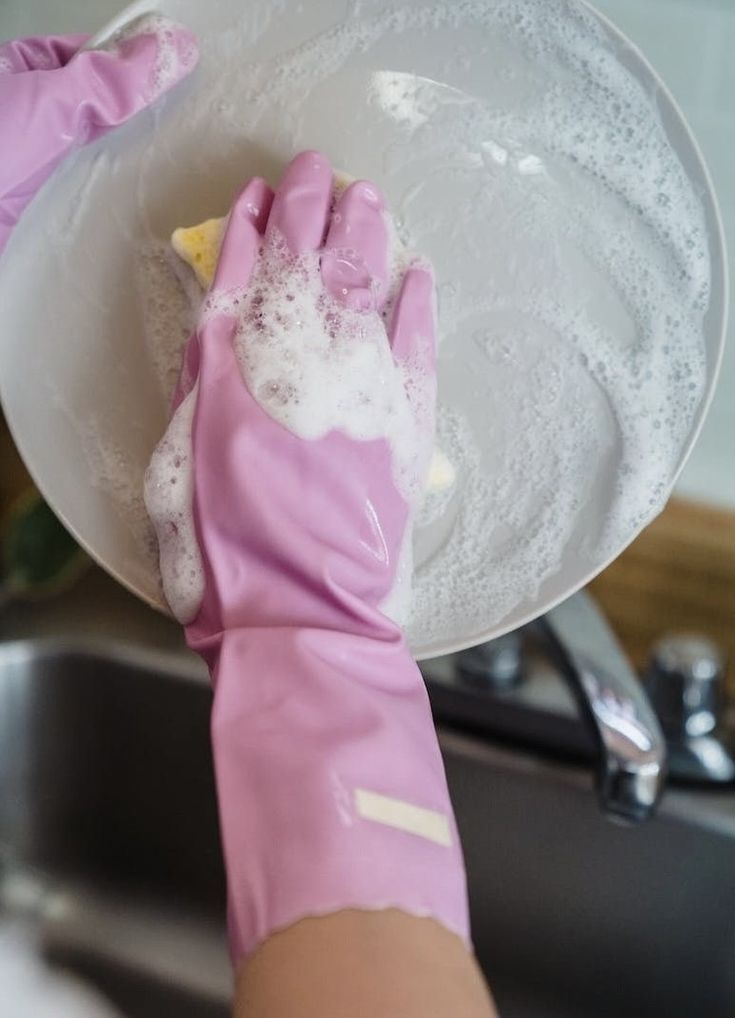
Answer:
[
  {"left": 532, "top": 592, "right": 666, "bottom": 822},
  {"left": 422, "top": 590, "right": 667, "bottom": 823}
]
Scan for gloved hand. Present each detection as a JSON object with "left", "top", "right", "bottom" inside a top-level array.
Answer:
[
  {"left": 0, "top": 18, "right": 198, "bottom": 253},
  {"left": 145, "top": 150, "right": 470, "bottom": 964}
]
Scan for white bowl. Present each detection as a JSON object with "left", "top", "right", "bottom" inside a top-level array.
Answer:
[{"left": 0, "top": 0, "right": 727, "bottom": 657}]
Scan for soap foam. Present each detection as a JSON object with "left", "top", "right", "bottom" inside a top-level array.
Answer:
[
  {"left": 203, "top": 230, "right": 435, "bottom": 504},
  {"left": 143, "top": 383, "right": 205, "bottom": 625}
]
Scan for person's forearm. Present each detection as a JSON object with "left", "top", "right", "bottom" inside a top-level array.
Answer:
[
  {"left": 213, "top": 629, "right": 499, "bottom": 1014},
  {"left": 161, "top": 151, "right": 496, "bottom": 1012},
  {"left": 234, "top": 909, "right": 498, "bottom": 1018}
]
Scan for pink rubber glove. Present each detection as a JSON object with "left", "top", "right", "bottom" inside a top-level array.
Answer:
[
  {"left": 0, "top": 19, "right": 198, "bottom": 253},
  {"left": 147, "top": 150, "right": 470, "bottom": 964}
]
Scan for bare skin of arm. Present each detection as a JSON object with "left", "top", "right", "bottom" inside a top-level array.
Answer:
[{"left": 234, "top": 908, "right": 499, "bottom": 1018}]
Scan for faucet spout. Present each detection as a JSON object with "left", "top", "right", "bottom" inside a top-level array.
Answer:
[{"left": 535, "top": 591, "right": 667, "bottom": 823}]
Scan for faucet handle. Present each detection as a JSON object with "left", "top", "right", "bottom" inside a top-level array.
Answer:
[
  {"left": 645, "top": 634, "right": 724, "bottom": 738},
  {"left": 535, "top": 591, "right": 667, "bottom": 823},
  {"left": 644, "top": 634, "right": 735, "bottom": 783}
]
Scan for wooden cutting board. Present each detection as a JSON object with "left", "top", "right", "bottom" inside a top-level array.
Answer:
[{"left": 590, "top": 497, "right": 735, "bottom": 694}]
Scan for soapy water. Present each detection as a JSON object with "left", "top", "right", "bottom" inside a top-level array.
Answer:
[{"left": 92, "top": 0, "right": 709, "bottom": 647}]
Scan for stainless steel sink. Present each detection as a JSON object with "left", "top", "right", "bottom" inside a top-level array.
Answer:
[{"left": 2, "top": 624, "right": 735, "bottom": 1016}]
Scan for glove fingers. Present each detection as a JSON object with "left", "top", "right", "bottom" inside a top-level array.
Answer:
[
  {"left": 211, "top": 177, "right": 274, "bottom": 293},
  {"left": 0, "top": 34, "right": 88, "bottom": 73},
  {"left": 388, "top": 265, "right": 437, "bottom": 373},
  {"left": 322, "top": 180, "right": 389, "bottom": 312},
  {"left": 192, "top": 178, "right": 274, "bottom": 398},
  {"left": 265, "top": 150, "right": 332, "bottom": 255}
]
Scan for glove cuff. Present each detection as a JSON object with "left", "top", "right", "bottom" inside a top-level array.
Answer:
[{"left": 200, "top": 624, "right": 471, "bottom": 964}]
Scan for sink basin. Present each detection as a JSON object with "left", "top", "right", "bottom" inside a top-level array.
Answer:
[{"left": 2, "top": 637, "right": 735, "bottom": 1017}]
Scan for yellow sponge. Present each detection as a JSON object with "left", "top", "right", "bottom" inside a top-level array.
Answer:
[{"left": 170, "top": 216, "right": 226, "bottom": 290}]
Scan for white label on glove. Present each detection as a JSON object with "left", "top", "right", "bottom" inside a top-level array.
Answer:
[{"left": 354, "top": 789, "right": 451, "bottom": 847}]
